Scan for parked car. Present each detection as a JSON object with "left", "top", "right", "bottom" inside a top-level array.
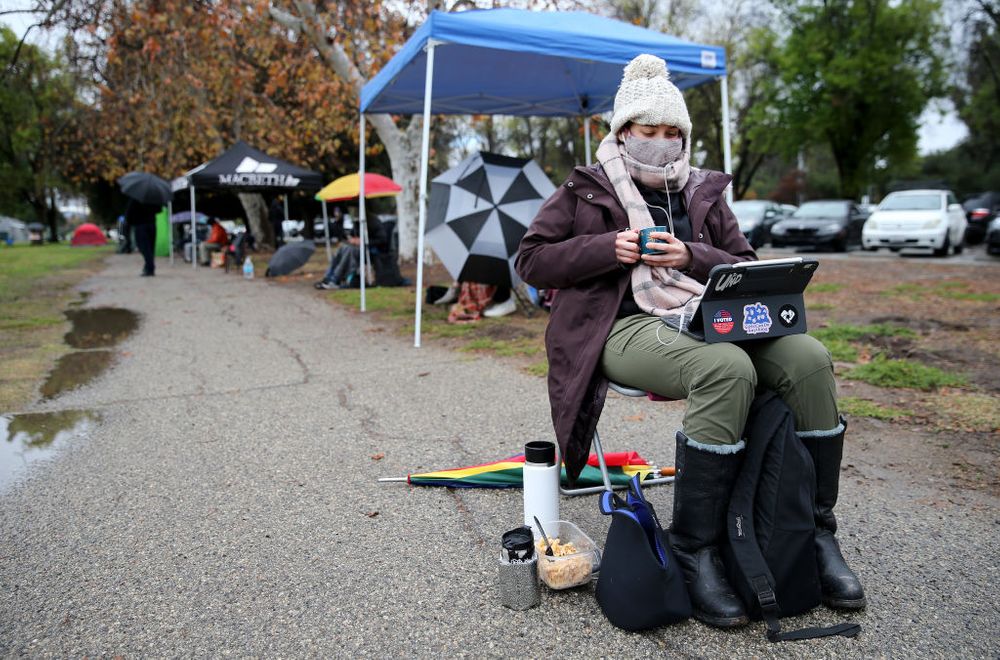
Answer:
[
  {"left": 861, "top": 189, "right": 966, "bottom": 257},
  {"left": 730, "top": 199, "right": 784, "bottom": 248},
  {"left": 780, "top": 203, "right": 798, "bottom": 218},
  {"left": 986, "top": 216, "right": 1000, "bottom": 256},
  {"left": 769, "top": 200, "right": 867, "bottom": 251},
  {"left": 961, "top": 191, "right": 1000, "bottom": 244}
]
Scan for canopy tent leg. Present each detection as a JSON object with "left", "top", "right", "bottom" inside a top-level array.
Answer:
[
  {"left": 584, "top": 115, "right": 591, "bottom": 166},
  {"left": 720, "top": 74, "right": 733, "bottom": 206},
  {"left": 321, "top": 201, "right": 331, "bottom": 266},
  {"left": 168, "top": 201, "right": 174, "bottom": 266},
  {"left": 359, "top": 113, "right": 367, "bottom": 312},
  {"left": 190, "top": 186, "right": 197, "bottom": 269},
  {"left": 413, "top": 41, "right": 437, "bottom": 348}
]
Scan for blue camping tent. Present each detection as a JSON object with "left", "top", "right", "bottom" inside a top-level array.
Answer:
[
  {"left": 361, "top": 9, "right": 726, "bottom": 117},
  {"left": 359, "top": 8, "right": 730, "bottom": 347}
]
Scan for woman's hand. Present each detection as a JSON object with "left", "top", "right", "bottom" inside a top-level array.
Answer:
[
  {"left": 615, "top": 230, "right": 640, "bottom": 265},
  {"left": 641, "top": 232, "right": 692, "bottom": 270}
]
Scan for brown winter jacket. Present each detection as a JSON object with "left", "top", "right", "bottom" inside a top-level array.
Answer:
[{"left": 515, "top": 164, "right": 756, "bottom": 481}]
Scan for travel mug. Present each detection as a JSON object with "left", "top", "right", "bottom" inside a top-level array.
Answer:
[{"left": 497, "top": 526, "right": 540, "bottom": 610}]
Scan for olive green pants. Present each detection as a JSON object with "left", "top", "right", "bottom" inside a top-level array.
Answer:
[{"left": 600, "top": 315, "right": 839, "bottom": 445}]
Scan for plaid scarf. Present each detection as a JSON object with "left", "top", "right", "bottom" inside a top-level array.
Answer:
[{"left": 596, "top": 133, "right": 704, "bottom": 317}]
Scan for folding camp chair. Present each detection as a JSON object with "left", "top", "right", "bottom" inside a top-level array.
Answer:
[{"left": 557, "top": 380, "right": 677, "bottom": 497}]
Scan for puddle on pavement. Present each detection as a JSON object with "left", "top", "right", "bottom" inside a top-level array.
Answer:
[
  {"left": 0, "top": 410, "right": 101, "bottom": 491},
  {"left": 40, "top": 351, "right": 115, "bottom": 400},
  {"left": 64, "top": 307, "right": 139, "bottom": 348},
  {"left": 38, "top": 306, "right": 140, "bottom": 400}
]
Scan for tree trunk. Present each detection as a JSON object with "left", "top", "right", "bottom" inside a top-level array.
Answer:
[
  {"left": 47, "top": 188, "right": 59, "bottom": 242},
  {"left": 271, "top": 3, "right": 426, "bottom": 261},
  {"left": 237, "top": 192, "right": 271, "bottom": 247}
]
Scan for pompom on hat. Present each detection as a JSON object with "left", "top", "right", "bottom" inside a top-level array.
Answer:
[{"left": 609, "top": 54, "right": 692, "bottom": 141}]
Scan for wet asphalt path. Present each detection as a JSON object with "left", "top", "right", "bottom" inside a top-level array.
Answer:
[{"left": 1, "top": 254, "right": 997, "bottom": 658}]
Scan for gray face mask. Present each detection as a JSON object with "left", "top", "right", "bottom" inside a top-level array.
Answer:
[{"left": 624, "top": 135, "right": 684, "bottom": 168}]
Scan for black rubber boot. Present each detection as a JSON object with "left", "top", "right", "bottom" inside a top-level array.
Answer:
[
  {"left": 669, "top": 432, "right": 749, "bottom": 628},
  {"left": 800, "top": 418, "right": 867, "bottom": 610}
]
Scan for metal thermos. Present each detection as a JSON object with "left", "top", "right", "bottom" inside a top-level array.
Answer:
[{"left": 522, "top": 440, "right": 559, "bottom": 533}]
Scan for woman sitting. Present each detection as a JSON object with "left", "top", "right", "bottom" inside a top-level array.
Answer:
[{"left": 515, "top": 54, "right": 865, "bottom": 629}]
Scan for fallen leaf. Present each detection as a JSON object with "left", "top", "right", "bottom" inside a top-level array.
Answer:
[
  {"left": 365, "top": 511, "right": 379, "bottom": 518},
  {"left": 370, "top": 452, "right": 385, "bottom": 461},
  {"left": 624, "top": 413, "right": 645, "bottom": 422},
  {"left": 417, "top": 371, "right": 430, "bottom": 377}
]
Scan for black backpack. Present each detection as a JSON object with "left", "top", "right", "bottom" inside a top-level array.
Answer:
[{"left": 723, "top": 391, "right": 861, "bottom": 643}]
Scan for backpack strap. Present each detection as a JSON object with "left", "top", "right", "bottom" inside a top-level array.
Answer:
[{"left": 729, "top": 392, "right": 862, "bottom": 643}]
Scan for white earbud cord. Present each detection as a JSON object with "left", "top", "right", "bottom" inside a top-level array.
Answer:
[{"left": 656, "top": 294, "right": 701, "bottom": 347}]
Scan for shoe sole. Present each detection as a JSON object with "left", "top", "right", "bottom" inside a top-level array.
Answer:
[
  {"left": 693, "top": 609, "right": 749, "bottom": 628},
  {"left": 824, "top": 596, "right": 867, "bottom": 610}
]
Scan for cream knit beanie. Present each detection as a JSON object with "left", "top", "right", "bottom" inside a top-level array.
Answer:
[{"left": 609, "top": 54, "right": 692, "bottom": 142}]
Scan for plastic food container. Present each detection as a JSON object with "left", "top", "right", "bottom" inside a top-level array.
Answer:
[{"left": 534, "top": 520, "right": 601, "bottom": 590}]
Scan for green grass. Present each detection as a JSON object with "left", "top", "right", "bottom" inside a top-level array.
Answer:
[
  {"left": 820, "top": 338, "right": 858, "bottom": 362},
  {"left": 844, "top": 355, "right": 968, "bottom": 390},
  {"left": 0, "top": 243, "right": 113, "bottom": 304},
  {"left": 809, "top": 322, "right": 916, "bottom": 362},
  {"left": 809, "top": 283, "right": 844, "bottom": 294},
  {"left": 0, "top": 316, "right": 64, "bottom": 330},
  {"left": 524, "top": 360, "right": 549, "bottom": 377},
  {"left": 0, "top": 243, "right": 113, "bottom": 410},
  {"left": 461, "top": 337, "right": 542, "bottom": 358},
  {"left": 952, "top": 291, "right": 1000, "bottom": 303},
  {"left": 810, "top": 322, "right": 916, "bottom": 344},
  {"left": 326, "top": 287, "right": 413, "bottom": 314},
  {"left": 881, "top": 280, "right": 998, "bottom": 302},
  {"left": 838, "top": 396, "right": 914, "bottom": 421}
]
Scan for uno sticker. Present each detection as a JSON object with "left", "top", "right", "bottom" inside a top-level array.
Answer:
[
  {"left": 712, "top": 309, "right": 735, "bottom": 334},
  {"left": 742, "top": 302, "right": 773, "bottom": 335}
]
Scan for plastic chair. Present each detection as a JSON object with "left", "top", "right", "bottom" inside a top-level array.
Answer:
[{"left": 558, "top": 380, "right": 677, "bottom": 497}]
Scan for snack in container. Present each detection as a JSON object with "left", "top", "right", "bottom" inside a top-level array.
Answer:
[{"left": 534, "top": 520, "right": 601, "bottom": 589}]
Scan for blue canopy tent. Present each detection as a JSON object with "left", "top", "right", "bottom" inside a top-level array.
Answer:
[{"left": 359, "top": 8, "right": 729, "bottom": 347}]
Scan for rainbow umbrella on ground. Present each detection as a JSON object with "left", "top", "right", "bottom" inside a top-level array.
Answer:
[{"left": 378, "top": 451, "right": 674, "bottom": 489}]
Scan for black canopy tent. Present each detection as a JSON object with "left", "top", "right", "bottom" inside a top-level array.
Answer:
[{"left": 174, "top": 141, "right": 324, "bottom": 268}]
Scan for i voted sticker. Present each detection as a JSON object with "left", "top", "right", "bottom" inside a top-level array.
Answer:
[{"left": 712, "top": 309, "right": 734, "bottom": 334}]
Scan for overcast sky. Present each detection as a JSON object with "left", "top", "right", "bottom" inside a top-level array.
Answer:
[{"left": 0, "top": 5, "right": 969, "bottom": 156}]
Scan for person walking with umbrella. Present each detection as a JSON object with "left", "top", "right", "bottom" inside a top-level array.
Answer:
[
  {"left": 118, "top": 172, "right": 171, "bottom": 277},
  {"left": 516, "top": 54, "right": 865, "bottom": 629}
]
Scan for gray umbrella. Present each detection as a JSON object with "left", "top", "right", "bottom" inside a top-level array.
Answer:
[
  {"left": 266, "top": 241, "right": 315, "bottom": 277},
  {"left": 118, "top": 171, "right": 172, "bottom": 206},
  {"left": 425, "top": 152, "right": 555, "bottom": 286}
]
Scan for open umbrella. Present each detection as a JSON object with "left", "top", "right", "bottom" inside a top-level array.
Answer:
[
  {"left": 265, "top": 240, "right": 315, "bottom": 277},
  {"left": 379, "top": 451, "right": 673, "bottom": 489},
  {"left": 118, "top": 171, "right": 172, "bottom": 206},
  {"left": 314, "top": 172, "right": 403, "bottom": 306},
  {"left": 315, "top": 172, "right": 402, "bottom": 202},
  {"left": 425, "top": 152, "right": 556, "bottom": 287}
]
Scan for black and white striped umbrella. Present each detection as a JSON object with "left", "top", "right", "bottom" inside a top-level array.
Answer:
[{"left": 426, "top": 152, "right": 556, "bottom": 287}]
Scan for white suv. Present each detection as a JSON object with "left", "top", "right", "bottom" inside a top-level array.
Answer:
[{"left": 862, "top": 189, "right": 967, "bottom": 256}]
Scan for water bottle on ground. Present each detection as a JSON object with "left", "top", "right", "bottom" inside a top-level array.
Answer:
[
  {"left": 243, "top": 256, "right": 254, "bottom": 279},
  {"left": 523, "top": 440, "right": 559, "bottom": 533}
]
